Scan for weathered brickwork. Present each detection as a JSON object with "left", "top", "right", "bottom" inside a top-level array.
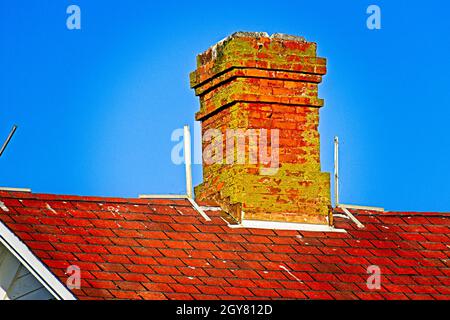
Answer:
[{"left": 191, "top": 32, "right": 331, "bottom": 225}]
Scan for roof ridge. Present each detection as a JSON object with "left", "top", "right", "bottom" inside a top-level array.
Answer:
[
  {"left": 0, "top": 191, "right": 191, "bottom": 206},
  {"left": 349, "top": 210, "right": 450, "bottom": 217}
]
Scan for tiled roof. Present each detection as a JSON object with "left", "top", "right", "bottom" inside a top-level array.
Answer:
[{"left": 0, "top": 190, "right": 449, "bottom": 300}]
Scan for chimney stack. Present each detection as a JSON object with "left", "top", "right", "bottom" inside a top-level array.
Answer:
[{"left": 190, "top": 32, "right": 331, "bottom": 225}]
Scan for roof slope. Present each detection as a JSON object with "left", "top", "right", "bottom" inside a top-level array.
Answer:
[{"left": 0, "top": 190, "right": 449, "bottom": 300}]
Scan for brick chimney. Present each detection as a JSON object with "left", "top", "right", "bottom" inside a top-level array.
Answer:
[{"left": 190, "top": 32, "right": 331, "bottom": 225}]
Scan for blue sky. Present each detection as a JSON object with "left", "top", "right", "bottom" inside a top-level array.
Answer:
[{"left": 0, "top": 1, "right": 449, "bottom": 212}]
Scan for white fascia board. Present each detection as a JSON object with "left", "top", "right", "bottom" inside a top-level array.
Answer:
[
  {"left": 0, "top": 221, "right": 76, "bottom": 300},
  {"left": 229, "top": 219, "right": 347, "bottom": 233}
]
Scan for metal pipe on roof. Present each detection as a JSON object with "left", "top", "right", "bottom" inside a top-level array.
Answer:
[
  {"left": 184, "top": 125, "right": 193, "bottom": 199},
  {"left": 334, "top": 136, "right": 339, "bottom": 206}
]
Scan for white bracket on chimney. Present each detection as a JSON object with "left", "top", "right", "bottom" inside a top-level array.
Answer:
[{"left": 187, "top": 197, "right": 211, "bottom": 222}]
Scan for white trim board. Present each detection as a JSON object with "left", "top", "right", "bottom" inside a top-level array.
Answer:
[
  {"left": 0, "top": 221, "right": 76, "bottom": 300},
  {"left": 229, "top": 219, "right": 347, "bottom": 233},
  {"left": 337, "top": 204, "right": 385, "bottom": 212},
  {"left": 0, "top": 187, "right": 32, "bottom": 193}
]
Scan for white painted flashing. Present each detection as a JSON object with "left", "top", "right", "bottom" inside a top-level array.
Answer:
[
  {"left": 333, "top": 213, "right": 350, "bottom": 220},
  {"left": 0, "top": 221, "right": 76, "bottom": 300},
  {"left": 0, "top": 187, "right": 32, "bottom": 193},
  {"left": 199, "top": 206, "right": 222, "bottom": 212},
  {"left": 228, "top": 219, "right": 347, "bottom": 233}
]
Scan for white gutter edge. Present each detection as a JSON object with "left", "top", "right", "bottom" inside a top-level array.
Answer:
[{"left": 0, "top": 221, "right": 76, "bottom": 300}]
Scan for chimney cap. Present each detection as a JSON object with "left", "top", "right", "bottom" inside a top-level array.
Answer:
[
  {"left": 195, "top": 31, "right": 317, "bottom": 71},
  {"left": 213, "top": 31, "right": 308, "bottom": 50},
  {"left": 226, "top": 31, "right": 306, "bottom": 42},
  {"left": 270, "top": 33, "right": 306, "bottom": 41}
]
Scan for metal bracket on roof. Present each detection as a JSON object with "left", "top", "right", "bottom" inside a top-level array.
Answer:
[
  {"left": 138, "top": 126, "right": 211, "bottom": 221},
  {"left": 187, "top": 198, "right": 211, "bottom": 222},
  {"left": 337, "top": 205, "right": 365, "bottom": 229},
  {"left": 333, "top": 135, "right": 383, "bottom": 229}
]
